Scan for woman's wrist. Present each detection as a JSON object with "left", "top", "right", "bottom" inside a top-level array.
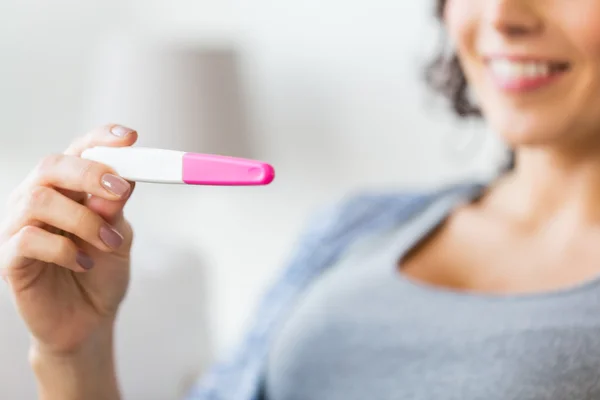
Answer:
[{"left": 29, "top": 321, "right": 121, "bottom": 400}]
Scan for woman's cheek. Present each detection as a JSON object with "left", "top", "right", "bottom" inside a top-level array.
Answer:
[
  {"left": 568, "top": 17, "right": 600, "bottom": 62},
  {"left": 443, "top": 0, "right": 479, "bottom": 49}
]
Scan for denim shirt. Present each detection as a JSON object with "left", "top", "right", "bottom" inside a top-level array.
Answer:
[{"left": 184, "top": 181, "right": 484, "bottom": 400}]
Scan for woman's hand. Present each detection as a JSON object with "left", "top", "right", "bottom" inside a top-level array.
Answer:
[{"left": 0, "top": 125, "right": 138, "bottom": 399}]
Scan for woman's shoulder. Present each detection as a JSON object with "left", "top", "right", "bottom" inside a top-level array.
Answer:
[{"left": 310, "top": 179, "right": 486, "bottom": 241}]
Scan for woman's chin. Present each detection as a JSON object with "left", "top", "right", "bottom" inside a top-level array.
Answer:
[
  {"left": 488, "top": 114, "right": 572, "bottom": 148},
  {"left": 500, "top": 130, "right": 561, "bottom": 147}
]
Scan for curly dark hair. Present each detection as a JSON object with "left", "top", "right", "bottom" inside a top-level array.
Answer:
[{"left": 426, "top": 0, "right": 481, "bottom": 118}]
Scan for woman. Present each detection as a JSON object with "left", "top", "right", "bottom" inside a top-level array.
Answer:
[{"left": 3, "top": 0, "right": 600, "bottom": 399}]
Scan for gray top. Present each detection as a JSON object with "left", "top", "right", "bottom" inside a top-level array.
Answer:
[{"left": 264, "top": 187, "right": 600, "bottom": 400}]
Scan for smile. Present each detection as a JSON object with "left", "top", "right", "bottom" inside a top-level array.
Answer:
[{"left": 486, "top": 58, "right": 571, "bottom": 93}]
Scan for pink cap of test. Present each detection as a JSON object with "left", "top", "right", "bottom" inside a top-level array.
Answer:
[{"left": 182, "top": 153, "right": 275, "bottom": 186}]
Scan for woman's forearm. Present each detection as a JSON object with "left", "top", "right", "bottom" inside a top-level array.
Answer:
[{"left": 29, "top": 323, "right": 121, "bottom": 400}]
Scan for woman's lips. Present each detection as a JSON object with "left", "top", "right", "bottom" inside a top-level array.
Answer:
[{"left": 485, "top": 57, "right": 571, "bottom": 93}]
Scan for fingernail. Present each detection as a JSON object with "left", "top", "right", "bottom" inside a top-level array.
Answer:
[
  {"left": 76, "top": 251, "right": 95, "bottom": 270},
  {"left": 100, "top": 225, "right": 124, "bottom": 249},
  {"left": 101, "top": 174, "right": 130, "bottom": 197},
  {"left": 110, "top": 125, "right": 135, "bottom": 137}
]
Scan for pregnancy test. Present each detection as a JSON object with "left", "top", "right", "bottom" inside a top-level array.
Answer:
[{"left": 81, "top": 147, "right": 275, "bottom": 186}]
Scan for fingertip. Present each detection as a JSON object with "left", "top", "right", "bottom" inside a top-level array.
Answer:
[
  {"left": 101, "top": 174, "right": 132, "bottom": 198},
  {"left": 106, "top": 124, "right": 139, "bottom": 148},
  {"left": 99, "top": 224, "right": 124, "bottom": 251},
  {"left": 76, "top": 250, "right": 95, "bottom": 271},
  {"left": 65, "top": 125, "right": 139, "bottom": 156},
  {"left": 109, "top": 124, "right": 137, "bottom": 138}
]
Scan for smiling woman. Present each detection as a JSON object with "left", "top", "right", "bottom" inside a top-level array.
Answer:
[
  {"left": 6, "top": 2, "right": 600, "bottom": 400},
  {"left": 438, "top": 0, "right": 600, "bottom": 150},
  {"left": 263, "top": 2, "right": 600, "bottom": 399}
]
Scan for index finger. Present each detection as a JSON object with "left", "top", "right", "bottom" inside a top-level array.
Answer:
[{"left": 65, "top": 124, "right": 138, "bottom": 156}]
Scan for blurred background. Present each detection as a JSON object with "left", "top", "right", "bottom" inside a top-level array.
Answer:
[{"left": 0, "top": 0, "right": 505, "bottom": 398}]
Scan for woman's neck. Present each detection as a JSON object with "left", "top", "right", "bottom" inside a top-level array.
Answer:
[{"left": 485, "top": 145, "right": 600, "bottom": 228}]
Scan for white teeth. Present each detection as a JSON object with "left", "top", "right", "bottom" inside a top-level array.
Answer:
[{"left": 489, "top": 60, "right": 553, "bottom": 80}]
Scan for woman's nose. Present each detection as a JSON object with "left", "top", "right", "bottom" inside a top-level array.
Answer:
[{"left": 485, "top": 0, "right": 543, "bottom": 37}]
